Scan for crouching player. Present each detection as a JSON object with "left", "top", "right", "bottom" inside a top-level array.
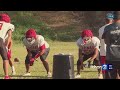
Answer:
[
  {"left": 23, "top": 29, "right": 52, "bottom": 77},
  {"left": 75, "top": 29, "right": 103, "bottom": 79}
]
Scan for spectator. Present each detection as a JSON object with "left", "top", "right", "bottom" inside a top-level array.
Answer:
[
  {"left": 98, "top": 12, "right": 114, "bottom": 78},
  {"left": 102, "top": 11, "right": 120, "bottom": 79}
]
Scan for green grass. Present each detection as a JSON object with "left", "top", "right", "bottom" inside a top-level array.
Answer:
[{"left": 0, "top": 41, "right": 98, "bottom": 79}]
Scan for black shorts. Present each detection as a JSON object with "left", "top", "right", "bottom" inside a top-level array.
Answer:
[
  {"left": 105, "top": 61, "right": 120, "bottom": 79},
  {"left": 25, "top": 48, "right": 50, "bottom": 64},
  {"left": 0, "top": 37, "right": 8, "bottom": 60}
]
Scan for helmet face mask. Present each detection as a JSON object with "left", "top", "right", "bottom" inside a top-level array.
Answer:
[
  {"left": 26, "top": 37, "right": 36, "bottom": 44},
  {"left": 26, "top": 37, "right": 35, "bottom": 42},
  {"left": 83, "top": 36, "right": 92, "bottom": 44}
]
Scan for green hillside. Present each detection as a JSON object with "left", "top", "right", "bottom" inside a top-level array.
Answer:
[{"left": 0, "top": 11, "right": 107, "bottom": 42}]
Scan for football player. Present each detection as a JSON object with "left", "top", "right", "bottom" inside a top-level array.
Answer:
[
  {"left": 75, "top": 29, "right": 103, "bottom": 79},
  {"left": 23, "top": 29, "right": 51, "bottom": 77},
  {"left": 0, "top": 13, "right": 15, "bottom": 79}
]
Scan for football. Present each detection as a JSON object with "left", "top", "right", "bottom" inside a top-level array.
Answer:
[{"left": 14, "top": 58, "right": 19, "bottom": 62}]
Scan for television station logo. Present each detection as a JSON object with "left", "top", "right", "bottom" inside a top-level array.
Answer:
[{"left": 102, "top": 64, "right": 113, "bottom": 70}]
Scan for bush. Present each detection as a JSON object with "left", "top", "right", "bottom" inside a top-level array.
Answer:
[{"left": 0, "top": 11, "right": 107, "bottom": 42}]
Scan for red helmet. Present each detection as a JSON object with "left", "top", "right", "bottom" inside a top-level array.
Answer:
[
  {"left": 0, "top": 14, "right": 11, "bottom": 23},
  {"left": 25, "top": 29, "right": 37, "bottom": 39},
  {"left": 81, "top": 29, "right": 93, "bottom": 38}
]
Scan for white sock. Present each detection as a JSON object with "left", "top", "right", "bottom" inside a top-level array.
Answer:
[{"left": 11, "top": 66, "right": 15, "bottom": 72}]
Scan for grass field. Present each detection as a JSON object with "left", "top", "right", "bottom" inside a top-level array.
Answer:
[{"left": 0, "top": 41, "right": 98, "bottom": 79}]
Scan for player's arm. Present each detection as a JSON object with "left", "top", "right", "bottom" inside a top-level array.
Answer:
[
  {"left": 34, "top": 36, "right": 46, "bottom": 59},
  {"left": 5, "top": 30, "right": 12, "bottom": 49},
  {"left": 8, "top": 39, "right": 12, "bottom": 49},
  {"left": 102, "top": 26, "right": 109, "bottom": 44},
  {"left": 39, "top": 44, "right": 45, "bottom": 55},
  {"left": 98, "top": 28, "right": 102, "bottom": 46},
  {"left": 78, "top": 47, "right": 84, "bottom": 69},
  {"left": 90, "top": 37, "right": 100, "bottom": 62},
  {"left": 90, "top": 48, "right": 99, "bottom": 61},
  {"left": 76, "top": 38, "right": 83, "bottom": 60},
  {"left": 34, "top": 44, "right": 46, "bottom": 59},
  {"left": 78, "top": 48, "right": 83, "bottom": 60},
  {"left": 28, "top": 44, "right": 46, "bottom": 62}
]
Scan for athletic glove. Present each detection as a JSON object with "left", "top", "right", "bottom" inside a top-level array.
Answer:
[{"left": 30, "top": 58, "right": 35, "bottom": 66}]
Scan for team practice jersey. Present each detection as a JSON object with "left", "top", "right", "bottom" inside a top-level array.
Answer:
[
  {"left": 77, "top": 36, "right": 100, "bottom": 55},
  {"left": 23, "top": 35, "right": 49, "bottom": 51},
  {"left": 99, "top": 24, "right": 110, "bottom": 56},
  {"left": 0, "top": 21, "right": 14, "bottom": 41}
]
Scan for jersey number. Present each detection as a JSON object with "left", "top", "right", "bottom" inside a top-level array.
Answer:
[{"left": 0, "top": 23, "right": 3, "bottom": 30}]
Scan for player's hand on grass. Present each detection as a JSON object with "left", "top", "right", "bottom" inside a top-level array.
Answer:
[{"left": 88, "top": 58, "right": 94, "bottom": 65}]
